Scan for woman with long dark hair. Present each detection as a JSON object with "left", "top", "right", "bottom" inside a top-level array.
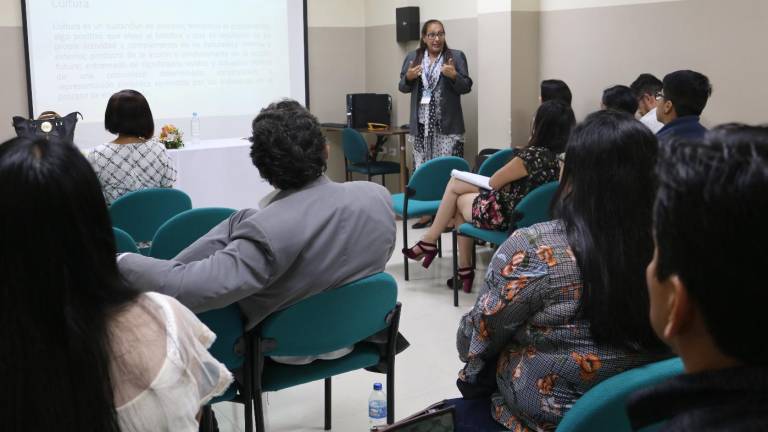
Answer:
[
  {"left": 452, "top": 111, "right": 669, "bottom": 430},
  {"left": 399, "top": 19, "right": 473, "bottom": 228},
  {"left": 403, "top": 101, "right": 574, "bottom": 293},
  {"left": 0, "top": 137, "right": 231, "bottom": 431}
]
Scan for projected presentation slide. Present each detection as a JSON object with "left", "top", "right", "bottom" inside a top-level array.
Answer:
[{"left": 23, "top": 0, "right": 307, "bottom": 146}]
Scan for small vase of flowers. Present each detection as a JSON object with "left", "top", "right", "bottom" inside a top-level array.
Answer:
[{"left": 159, "top": 124, "right": 184, "bottom": 149}]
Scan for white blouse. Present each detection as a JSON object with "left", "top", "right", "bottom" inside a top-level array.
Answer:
[
  {"left": 87, "top": 139, "right": 177, "bottom": 204},
  {"left": 109, "top": 292, "right": 233, "bottom": 432}
]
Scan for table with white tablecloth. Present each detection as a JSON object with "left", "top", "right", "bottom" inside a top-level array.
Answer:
[{"left": 168, "top": 138, "right": 274, "bottom": 210}]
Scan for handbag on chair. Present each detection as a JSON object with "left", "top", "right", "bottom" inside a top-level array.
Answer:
[{"left": 12, "top": 111, "right": 83, "bottom": 142}]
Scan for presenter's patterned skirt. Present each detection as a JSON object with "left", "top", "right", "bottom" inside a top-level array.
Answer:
[{"left": 408, "top": 127, "right": 464, "bottom": 169}]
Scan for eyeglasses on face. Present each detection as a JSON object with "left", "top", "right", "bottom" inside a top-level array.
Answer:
[
  {"left": 655, "top": 91, "right": 666, "bottom": 101},
  {"left": 425, "top": 31, "right": 445, "bottom": 40}
]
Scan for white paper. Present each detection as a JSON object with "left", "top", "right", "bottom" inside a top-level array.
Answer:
[{"left": 451, "top": 169, "right": 492, "bottom": 190}]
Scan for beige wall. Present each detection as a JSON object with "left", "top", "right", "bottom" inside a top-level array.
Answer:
[{"left": 539, "top": 0, "right": 768, "bottom": 126}]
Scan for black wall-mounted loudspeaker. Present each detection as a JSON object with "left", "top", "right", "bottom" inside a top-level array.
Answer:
[{"left": 396, "top": 7, "right": 420, "bottom": 43}]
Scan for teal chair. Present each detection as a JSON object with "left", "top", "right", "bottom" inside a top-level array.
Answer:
[
  {"left": 147, "top": 207, "right": 251, "bottom": 432},
  {"left": 392, "top": 156, "right": 470, "bottom": 280},
  {"left": 477, "top": 148, "right": 515, "bottom": 177},
  {"left": 342, "top": 128, "right": 400, "bottom": 186},
  {"left": 556, "top": 357, "right": 684, "bottom": 432},
  {"left": 149, "top": 207, "right": 236, "bottom": 259},
  {"left": 109, "top": 188, "right": 192, "bottom": 254},
  {"left": 450, "top": 181, "right": 560, "bottom": 306},
  {"left": 113, "top": 227, "right": 139, "bottom": 253},
  {"left": 252, "top": 272, "right": 401, "bottom": 431}
]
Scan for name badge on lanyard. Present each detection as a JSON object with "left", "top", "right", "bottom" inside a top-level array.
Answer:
[{"left": 420, "top": 54, "right": 442, "bottom": 105}]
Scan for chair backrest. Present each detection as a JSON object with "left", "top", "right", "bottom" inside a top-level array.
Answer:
[
  {"left": 342, "top": 128, "right": 370, "bottom": 165},
  {"left": 408, "top": 156, "right": 470, "bottom": 201},
  {"left": 109, "top": 188, "right": 192, "bottom": 244},
  {"left": 113, "top": 227, "right": 139, "bottom": 253},
  {"left": 259, "top": 272, "right": 398, "bottom": 356},
  {"left": 149, "top": 207, "right": 236, "bottom": 259},
  {"left": 477, "top": 148, "right": 515, "bottom": 177},
  {"left": 512, "top": 181, "right": 559, "bottom": 230},
  {"left": 197, "top": 305, "right": 246, "bottom": 371},
  {"left": 556, "top": 357, "right": 684, "bottom": 432}
]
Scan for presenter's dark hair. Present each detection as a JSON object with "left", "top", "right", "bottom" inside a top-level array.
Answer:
[
  {"left": 414, "top": 19, "right": 451, "bottom": 64},
  {"left": 661, "top": 70, "right": 712, "bottom": 117},
  {"left": 529, "top": 100, "right": 575, "bottom": 154},
  {"left": 541, "top": 79, "right": 572, "bottom": 106},
  {"left": 654, "top": 125, "right": 768, "bottom": 364},
  {"left": 552, "top": 110, "right": 665, "bottom": 352},
  {"left": 104, "top": 89, "right": 155, "bottom": 138},
  {"left": 630, "top": 73, "right": 663, "bottom": 98},
  {"left": 249, "top": 99, "right": 326, "bottom": 190},
  {"left": 602, "top": 85, "right": 640, "bottom": 115},
  {"left": 0, "top": 136, "right": 140, "bottom": 431}
]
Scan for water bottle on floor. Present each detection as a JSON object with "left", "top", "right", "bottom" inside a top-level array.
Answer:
[
  {"left": 190, "top": 112, "right": 200, "bottom": 145},
  {"left": 368, "top": 382, "right": 387, "bottom": 430}
]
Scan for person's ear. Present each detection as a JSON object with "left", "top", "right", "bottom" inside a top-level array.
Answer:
[
  {"left": 663, "top": 275, "right": 694, "bottom": 340},
  {"left": 324, "top": 143, "right": 330, "bottom": 160}
]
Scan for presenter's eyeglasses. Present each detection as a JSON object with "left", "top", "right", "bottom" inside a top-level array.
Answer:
[{"left": 425, "top": 31, "right": 445, "bottom": 40}]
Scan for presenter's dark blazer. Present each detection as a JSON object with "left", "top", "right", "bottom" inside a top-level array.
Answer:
[{"left": 398, "top": 48, "right": 473, "bottom": 135}]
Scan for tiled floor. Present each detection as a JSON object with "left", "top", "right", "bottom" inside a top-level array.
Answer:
[{"left": 213, "top": 224, "right": 495, "bottom": 432}]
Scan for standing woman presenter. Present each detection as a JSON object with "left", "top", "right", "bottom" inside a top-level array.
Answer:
[{"left": 399, "top": 19, "right": 473, "bottom": 228}]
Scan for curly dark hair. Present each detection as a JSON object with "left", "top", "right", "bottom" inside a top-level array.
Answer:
[{"left": 249, "top": 99, "right": 327, "bottom": 190}]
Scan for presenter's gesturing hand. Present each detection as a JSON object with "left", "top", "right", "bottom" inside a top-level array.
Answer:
[
  {"left": 406, "top": 60, "right": 423, "bottom": 81},
  {"left": 441, "top": 58, "right": 457, "bottom": 80}
]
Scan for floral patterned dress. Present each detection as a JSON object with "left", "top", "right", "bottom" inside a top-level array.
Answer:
[
  {"left": 471, "top": 147, "right": 560, "bottom": 232},
  {"left": 456, "top": 220, "right": 668, "bottom": 431}
]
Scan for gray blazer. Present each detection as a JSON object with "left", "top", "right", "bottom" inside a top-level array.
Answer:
[
  {"left": 398, "top": 48, "right": 473, "bottom": 135},
  {"left": 118, "top": 176, "right": 396, "bottom": 330}
]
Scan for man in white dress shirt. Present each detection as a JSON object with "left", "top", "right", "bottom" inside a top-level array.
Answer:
[{"left": 631, "top": 73, "right": 665, "bottom": 133}]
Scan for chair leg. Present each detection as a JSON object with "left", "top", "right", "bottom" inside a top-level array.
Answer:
[
  {"left": 243, "top": 337, "right": 254, "bottom": 432},
  {"left": 471, "top": 240, "right": 476, "bottom": 269},
  {"left": 200, "top": 405, "right": 213, "bottom": 432},
  {"left": 324, "top": 377, "right": 332, "bottom": 430},
  {"left": 437, "top": 234, "right": 443, "bottom": 258},
  {"left": 251, "top": 335, "right": 265, "bottom": 432},
  {"left": 382, "top": 174, "right": 386, "bottom": 187},
  {"left": 403, "top": 214, "right": 409, "bottom": 281},
  {"left": 452, "top": 231, "right": 459, "bottom": 307}
]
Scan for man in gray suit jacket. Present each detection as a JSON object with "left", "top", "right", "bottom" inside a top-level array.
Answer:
[{"left": 118, "top": 100, "right": 396, "bottom": 330}]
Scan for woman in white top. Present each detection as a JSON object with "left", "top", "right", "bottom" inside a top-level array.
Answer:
[
  {"left": 0, "top": 136, "right": 231, "bottom": 432},
  {"left": 88, "top": 89, "right": 177, "bottom": 204}
]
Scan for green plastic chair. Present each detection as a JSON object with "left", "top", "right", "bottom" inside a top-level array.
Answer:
[
  {"left": 477, "top": 148, "right": 515, "bottom": 177},
  {"left": 149, "top": 207, "right": 236, "bottom": 260},
  {"left": 252, "top": 272, "right": 402, "bottom": 431},
  {"left": 113, "top": 227, "right": 139, "bottom": 254},
  {"left": 342, "top": 128, "right": 401, "bottom": 186},
  {"left": 109, "top": 188, "right": 192, "bottom": 253},
  {"left": 450, "top": 181, "right": 560, "bottom": 306},
  {"left": 147, "top": 206, "right": 251, "bottom": 432},
  {"left": 392, "top": 156, "right": 470, "bottom": 280},
  {"left": 556, "top": 357, "right": 684, "bottom": 432}
]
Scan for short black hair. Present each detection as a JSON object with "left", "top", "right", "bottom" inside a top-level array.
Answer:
[
  {"left": 529, "top": 100, "right": 575, "bottom": 153},
  {"left": 104, "top": 89, "right": 155, "bottom": 138},
  {"left": 661, "top": 70, "right": 712, "bottom": 117},
  {"left": 249, "top": 99, "right": 326, "bottom": 190},
  {"left": 654, "top": 124, "right": 768, "bottom": 365},
  {"left": 541, "top": 79, "right": 572, "bottom": 106},
  {"left": 630, "top": 73, "right": 663, "bottom": 98},
  {"left": 602, "top": 85, "right": 640, "bottom": 115}
]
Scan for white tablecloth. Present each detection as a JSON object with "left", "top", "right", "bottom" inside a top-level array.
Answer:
[{"left": 168, "top": 138, "right": 274, "bottom": 210}]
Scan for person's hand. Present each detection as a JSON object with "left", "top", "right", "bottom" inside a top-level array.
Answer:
[
  {"left": 441, "top": 58, "right": 457, "bottom": 80},
  {"left": 406, "top": 60, "right": 423, "bottom": 81}
]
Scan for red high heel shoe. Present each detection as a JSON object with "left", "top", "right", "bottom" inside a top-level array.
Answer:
[
  {"left": 446, "top": 267, "right": 475, "bottom": 293},
  {"left": 402, "top": 240, "right": 438, "bottom": 269}
]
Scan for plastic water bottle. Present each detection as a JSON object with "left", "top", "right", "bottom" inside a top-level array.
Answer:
[
  {"left": 368, "top": 382, "right": 387, "bottom": 429},
  {"left": 190, "top": 112, "right": 200, "bottom": 145}
]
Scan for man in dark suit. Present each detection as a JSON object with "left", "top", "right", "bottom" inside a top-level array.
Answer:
[{"left": 656, "top": 70, "right": 712, "bottom": 141}]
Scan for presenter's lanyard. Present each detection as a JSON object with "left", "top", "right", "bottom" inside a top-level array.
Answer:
[{"left": 420, "top": 53, "right": 443, "bottom": 105}]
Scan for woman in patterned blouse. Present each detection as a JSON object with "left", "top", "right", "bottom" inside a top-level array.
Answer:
[
  {"left": 88, "top": 90, "right": 177, "bottom": 204},
  {"left": 452, "top": 110, "right": 670, "bottom": 431},
  {"left": 403, "top": 101, "right": 575, "bottom": 293}
]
